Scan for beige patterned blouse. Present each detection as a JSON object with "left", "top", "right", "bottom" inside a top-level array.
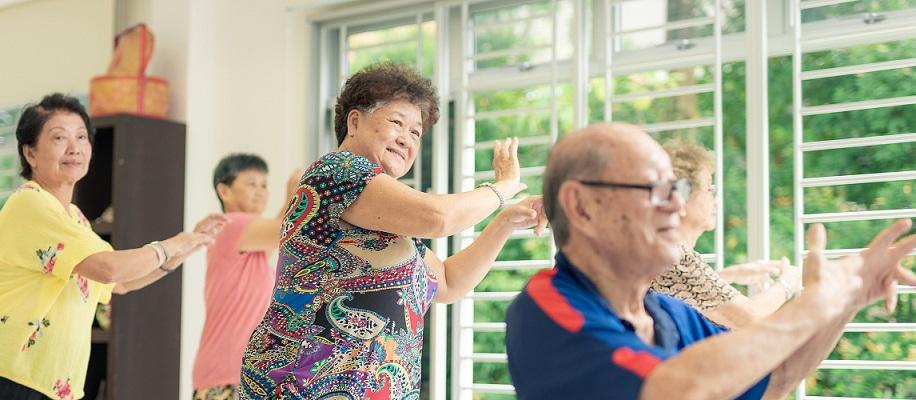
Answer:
[{"left": 650, "top": 245, "right": 739, "bottom": 311}]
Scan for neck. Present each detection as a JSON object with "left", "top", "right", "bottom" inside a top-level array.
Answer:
[
  {"left": 561, "top": 240, "right": 651, "bottom": 321},
  {"left": 32, "top": 175, "right": 75, "bottom": 213},
  {"left": 677, "top": 223, "right": 703, "bottom": 249}
]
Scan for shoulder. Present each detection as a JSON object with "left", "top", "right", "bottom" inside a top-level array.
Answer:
[
  {"left": 650, "top": 291, "right": 726, "bottom": 339},
  {"left": 1, "top": 182, "right": 55, "bottom": 216},
  {"left": 307, "top": 151, "right": 384, "bottom": 180}
]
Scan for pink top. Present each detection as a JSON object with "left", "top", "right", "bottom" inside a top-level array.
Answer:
[{"left": 192, "top": 212, "right": 275, "bottom": 389}]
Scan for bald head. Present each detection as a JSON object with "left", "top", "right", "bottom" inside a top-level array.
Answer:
[{"left": 543, "top": 123, "right": 668, "bottom": 246}]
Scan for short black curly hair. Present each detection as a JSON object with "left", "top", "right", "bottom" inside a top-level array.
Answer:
[
  {"left": 333, "top": 63, "right": 439, "bottom": 146},
  {"left": 16, "top": 93, "right": 94, "bottom": 180}
]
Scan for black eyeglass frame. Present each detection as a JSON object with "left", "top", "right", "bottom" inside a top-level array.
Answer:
[{"left": 575, "top": 178, "right": 692, "bottom": 206}]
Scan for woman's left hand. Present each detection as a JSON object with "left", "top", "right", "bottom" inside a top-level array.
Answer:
[
  {"left": 193, "top": 213, "right": 230, "bottom": 236},
  {"left": 719, "top": 260, "right": 782, "bottom": 286},
  {"left": 498, "top": 195, "right": 548, "bottom": 236}
]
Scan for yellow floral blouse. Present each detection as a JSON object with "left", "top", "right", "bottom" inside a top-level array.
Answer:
[{"left": 0, "top": 181, "right": 114, "bottom": 400}]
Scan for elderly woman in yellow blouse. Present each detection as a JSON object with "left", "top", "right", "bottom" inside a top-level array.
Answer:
[
  {"left": 649, "top": 140, "right": 802, "bottom": 329},
  {"left": 0, "top": 93, "right": 226, "bottom": 400}
]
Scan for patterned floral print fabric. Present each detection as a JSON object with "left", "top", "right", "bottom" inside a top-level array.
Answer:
[
  {"left": 0, "top": 182, "right": 114, "bottom": 400},
  {"left": 650, "top": 244, "right": 739, "bottom": 311},
  {"left": 239, "top": 152, "right": 438, "bottom": 400},
  {"left": 193, "top": 384, "right": 237, "bottom": 400}
]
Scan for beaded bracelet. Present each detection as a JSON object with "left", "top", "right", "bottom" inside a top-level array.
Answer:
[{"left": 478, "top": 182, "right": 506, "bottom": 208}]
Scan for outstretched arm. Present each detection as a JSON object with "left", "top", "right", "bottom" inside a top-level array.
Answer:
[
  {"left": 428, "top": 196, "right": 547, "bottom": 303},
  {"left": 342, "top": 139, "right": 527, "bottom": 239}
]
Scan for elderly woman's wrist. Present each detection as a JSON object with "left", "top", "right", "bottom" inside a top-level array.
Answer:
[{"left": 492, "top": 180, "right": 520, "bottom": 199}]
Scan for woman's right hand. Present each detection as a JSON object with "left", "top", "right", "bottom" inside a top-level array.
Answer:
[
  {"left": 492, "top": 138, "right": 527, "bottom": 199},
  {"left": 158, "top": 232, "right": 217, "bottom": 270}
]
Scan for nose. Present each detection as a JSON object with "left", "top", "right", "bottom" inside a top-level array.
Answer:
[
  {"left": 66, "top": 137, "right": 82, "bottom": 155},
  {"left": 395, "top": 134, "right": 408, "bottom": 147}
]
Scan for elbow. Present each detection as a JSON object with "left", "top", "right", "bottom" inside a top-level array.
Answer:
[
  {"left": 84, "top": 254, "right": 118, "bottom": 284},
  {"left": 421, "top": 201, "right": 454, "bottom": 238},
  {"left": 95, "top": 262, "right": 118, "bottom": 284},
  {"left": 112, "top": 284, "right": 131, "bottom": 295}
]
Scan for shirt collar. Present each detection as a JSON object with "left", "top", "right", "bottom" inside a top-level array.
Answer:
[{"left": 554, "top": 251, "right": 681, "bottom": 351}]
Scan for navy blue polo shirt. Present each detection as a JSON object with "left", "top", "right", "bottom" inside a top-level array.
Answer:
[{"left": 505, "top": 252, "right": 770, "bottom": 399}]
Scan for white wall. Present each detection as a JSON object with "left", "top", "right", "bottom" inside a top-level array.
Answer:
[
  {"left": 123, "top": 0, "right": 311, "bottom": 397},
  {"left": 0, "top": 0, "right": 114, "bottom": 107}
]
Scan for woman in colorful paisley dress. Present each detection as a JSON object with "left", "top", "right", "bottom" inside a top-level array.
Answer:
[
  {"left": 239, "top": 64, "right": 546, "bottom": 399},
  {"left": 0, "top": 94, "right": 226, "bottom": 400},
  {"left": 649, "top": 140, "right": 802, "bottom": 328}
]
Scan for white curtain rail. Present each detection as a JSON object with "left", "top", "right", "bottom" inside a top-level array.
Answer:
[
  {"left": 700, "top": 253, "right": 717, "bottom": 263},
  {"left": 800, "top": 208, "right": 916, "bottom": 223},
  {"left": 801, "top": 23, "right": 916, "bottom": 52},
  {"left": 641, "top": 117, "right": 716, "bottom": 133},
  {"left": 471, "top": 12, "right": 554, "bottom": 31},
  {"left": 609, "top": 52, "right": 715, "bottom": 75},
  {"left": 818, "top": 360, "right": 916, "bottom": 370},
  {"left": 463, "top": 353, "right": 507, "bottom": 362},
  {"left": 799, "top": 0, "right": 859, "bottom": 10},
  {"left": 491, "top": 259, "right": 553, "bottom": 270},
  {"left": 467, "top": 228, "right": 551, "bottom": 240},
  {"left": 801, "top": 57, "right": 916, "bottom": 81},
  {"left": 612, "top": 16, "right": 715, "bottom": 37},
  {"left": 462, "top": 322, "right": 506, "bottom": 332},
  {"left": 463, "top": 384, "right": 516, "bottom": 394},
  {"left": 804, "top": 396, "right": 909, "bottom": 400},
  {"left": 347, "top": 36, "right": 419, "bottom": 51},
  {"left": 471, "top": 166, "right": 545, "bottom": 180},
  {"left": 610, "top": 83, "right": 715, "bottom": 103},
  {"left": 843, "top": 323, "right": 916, "bottom": 333},
  {"left": 801, "top": 96, "right": 916, "bottom": 117},
  {"left": 468, "top": 45, "right": 553, "bottom": 61},
  {"left": 800, "top": 133, "right": 916, "bottom": 152},
  {"left": 800, "top": 170, "right": 916, "bottom": 187},
  {"left": 802, "top": 248, "right": 916, "bottom": 258},
  {"left": 465, "top": 291, "right": 519, "bottom": 301},
  {"left": 469, "top": 134, "right": 553, "bottom": 150},
  {"left": 467, "top": 106, "right": 552, "bottom": 120}
]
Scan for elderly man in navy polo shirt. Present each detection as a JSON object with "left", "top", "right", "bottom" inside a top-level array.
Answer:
[{"left": 505, "top": 122, "right": 916, "bottom": 400}]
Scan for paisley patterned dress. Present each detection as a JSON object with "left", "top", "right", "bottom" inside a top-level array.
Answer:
[{"left": 239, "top": 152, "right": 438, "bottom": 400}]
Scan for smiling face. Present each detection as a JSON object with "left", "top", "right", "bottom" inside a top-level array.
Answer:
[
  {"left": 341, "top": 99, "right": 423, "bottom": 178},
  {"left": 23, "top": 112, "right": 92, "bottom": 187},
  {"left": 216, "top": 169, "right": 269, "bottom": 214}
]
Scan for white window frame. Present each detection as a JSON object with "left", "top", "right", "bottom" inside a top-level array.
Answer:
[{"left": 300, "top": 1, "right": 916, "bottom": 399}]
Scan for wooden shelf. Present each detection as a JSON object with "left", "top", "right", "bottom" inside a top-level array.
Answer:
[{"left": 74, "top": 115, "right": 185, "bottom": 400}]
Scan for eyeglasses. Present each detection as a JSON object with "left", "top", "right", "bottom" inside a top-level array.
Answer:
[{"left": 576, "top": 178, "right": 692, "bottom": 207}]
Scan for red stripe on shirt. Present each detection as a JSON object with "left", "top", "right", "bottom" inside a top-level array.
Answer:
[
  {"left": 527, "top": 269, "right": 585, "bottom": 333},
  {"left": 611, "top": 347, "right": 661, "bottom": 379}
]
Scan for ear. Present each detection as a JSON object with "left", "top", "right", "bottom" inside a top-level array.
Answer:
[
  {"left": 22, "top": 145, "right": 38, "bottom": 169},
  {"left": 346, "top": 109, "right": 362, "bottom": 136},
  {"left": 216, "top": 182, "right": 233, "bottom": 204},
  {"left": 557, "top": 181, "right": 599, "bottom": 239}
]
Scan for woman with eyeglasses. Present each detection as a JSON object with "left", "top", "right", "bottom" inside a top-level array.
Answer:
[{"left": 649, "top": 140, "right": 802, "bottom": 329}]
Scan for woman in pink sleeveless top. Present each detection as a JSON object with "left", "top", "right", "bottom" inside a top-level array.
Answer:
[{"left": 191, "top": 154, "right": 300, "bottom": 400}]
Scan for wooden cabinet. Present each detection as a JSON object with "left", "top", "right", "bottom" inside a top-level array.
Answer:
[{"left": 74, "top": 115, "right": 185, "bottom": 400}]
